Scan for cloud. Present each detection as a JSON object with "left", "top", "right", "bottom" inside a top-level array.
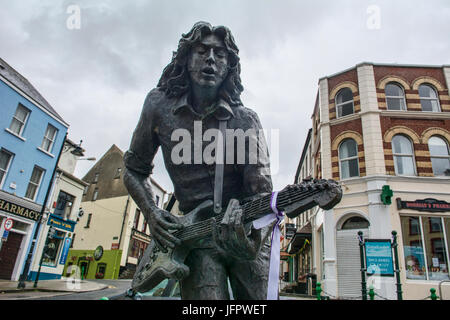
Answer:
[{"left": 1, "top": 0, "right": 449, "bottom": 194}]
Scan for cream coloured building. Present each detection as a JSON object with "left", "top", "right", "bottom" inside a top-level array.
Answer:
[
  {"left": 67, "top": 145, "right": 167, "bottom": 279},
  {"left": 290, "top": 62, "right": 450, "bottom": 300}
]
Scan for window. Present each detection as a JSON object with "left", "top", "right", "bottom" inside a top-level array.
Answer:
[
  {"left": 25, "top": 166, "right": 45, "bottom": 200},
  {"left": 419, "top": 84, "right": 440, "bottom": 112},
  {"left": 114, "top": 168, "right": 122, "bottom": 179},
  {"left": 401, "top": 216, "right": 450, "bottom": 281},
  {"left": 392, "top": 135, "right": 416, "bottom": 176},
  {"left": 155, "top": 195, "right": 160, "bottom": 207},
  {"left": 385, "top": 83, "right": 406, "bottom": 110},
  {"left": 40, "top": 124, "right": 58, "bottom": 153},
  {"left": 54, "top": 191, "right": 75, "bottom": 219},
  {"left": 142, "top": 219, "right": 147, "bottom": 233},
  {"left": 428, "top": 136, "right": 450, "bottom": 176},
  {"left": 338, "top": 139, "right": 359, "bottom": 179},
  {"left": 85, "top": 213, "right": 92, "bottom": 228},
  {"left": 83, "top": 185, "right": 89, "bottom": 195},
  {"left": 335, "top": 88, "right": 354, "bottom": 118},
  {"left": 134, "top": 209, "right": 141, "bottom": 229},
  {"left": 8, "top": 104, "right": 30, "bottom": 136},
  {"left": 93, "top": 173, "right": 99, "bottom": 183},
  {"left": 0, "top": 149, "right": 13, "bottom": 187},
  {"left": 340, "top": 216, "right": 370, "bottom": 230},
  {"left": 42, "top": 230, "right": 65, "bottom": 267},
  {"left": 92, "top": 188, "right": 99, "bottom": 201}
]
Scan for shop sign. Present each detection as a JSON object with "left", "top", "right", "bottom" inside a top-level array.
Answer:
[
  {"left": 59, "top": 237, "right": 72, "bottom": 265},
  {"left": 365, "top": 240, "right": 394, "bottom": 276},
  {"left": 0, "top": 199, "right": 41, "bottom": 221},
  {"left": 47, "top": 214, "right": 76, "bottom": 232},
  {"left": 94, "top": 246, "right": 104, "bottom": 261},
  {"left": 396, "top": 198, "right": 450, "bottom": 212},
  {"left": 111, "top": 243, "right": 119, "bottom": 250}
]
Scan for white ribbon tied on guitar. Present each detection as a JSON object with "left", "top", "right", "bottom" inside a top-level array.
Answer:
[{"left": 252, "top": 191, "right": 284, "bottom": 300}]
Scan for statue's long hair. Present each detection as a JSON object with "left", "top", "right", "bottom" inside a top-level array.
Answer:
[{"left": 157, "top": 21, "right": 244, "bottom": 106}]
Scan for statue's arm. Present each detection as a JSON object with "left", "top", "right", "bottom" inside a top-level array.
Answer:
[{"left": 123, "top": 91, "right": 182, "bottom": 251}]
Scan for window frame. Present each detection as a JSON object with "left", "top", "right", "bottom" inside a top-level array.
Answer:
[
  {"left": 8, "top": 103, "right": 31, "bottom": 137},
  {"left": 335, "top": 88, "right": 355, "bottom": 118},
  {"left": 0, "top": 148, "right": 14, "bottom": 188},
  {"left": 40, "top": 124, "right": 58, "bottom": 153},
  {"left": 24, "top": 165, "right": 45, "bottom": 201},
  {"left": 392, "top": 134, "right": 417, "bottom": 176},
  {"left": 419, "top": 84, "right": 441, "bottom": 112},
  {"left": 338, "top": 138, "right": 360, "bottom": 180},
  {"left": 401, "top": 215, "right": 450, "bottom": 281},
  {"left": 385, "top": 82, "right": 407, "bottom": 111},
  {"left": 92, "top": 188, "right": 99, "bottom": 201},
  {"left": 428, "top": 136, "right": 450, "bottom": 176}
]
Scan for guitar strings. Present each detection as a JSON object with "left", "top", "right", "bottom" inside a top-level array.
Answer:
[
  {"left": 176, "top": 186, "right": 321, "bottom": 240},
  {"left": 175, "top": 186, "right": 323, "bottom": 241}
]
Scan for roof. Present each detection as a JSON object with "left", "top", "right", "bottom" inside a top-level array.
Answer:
[{"left": 0, "top": 57, "right": 68, "bottom": 127}]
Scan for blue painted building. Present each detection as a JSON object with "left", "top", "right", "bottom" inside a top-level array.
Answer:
[{"left": 0, "top": 57, "right": 69, "bottom": 281}]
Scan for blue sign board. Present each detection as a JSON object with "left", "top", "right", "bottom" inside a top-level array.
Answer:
[
  {"left": 2, "top": 230, "right": 9, "bottom": 240},
  {"left": 47, "top": 214, "right": 76, "bottom": 232},
  {"left": 59, "top": 237, "right": 72, "bottom": 265},
  {"left": 365, "top": 240, "right": 394, "bottom": 276}
]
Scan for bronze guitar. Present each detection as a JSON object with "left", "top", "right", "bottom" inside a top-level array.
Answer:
[{"left": 131, "top": 179, "right": 342, "bottom": 294}]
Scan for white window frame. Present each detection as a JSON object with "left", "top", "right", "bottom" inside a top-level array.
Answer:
[
  {"left": 385, "top": 82, "right": 407, "bottom": 111},
  {"left": 25, "top": 166, "right": 45, "bottom": 201},
  {"left": 8, "top": 104, "right": 30, "bottom": 137},
  {"left": 392, "top": 135, "right": 417, "bottom": 176},
  {"left": 419, "top": 84, "right": 441, "bottom": 112},
  {"left": 338, "top": 139, "right": 359, "bottom": 179},
  {"left": 428, "top": 136, "right": 450, "bottom": 176},
  {"left": 40, "top": 124, "right": 58, "bottom": 153},
  {"left": 335, "top": 88, "right": 354, "bottom": 118},
  {"left": 0, "top": 149, "right": 14, "bottom": 188}
]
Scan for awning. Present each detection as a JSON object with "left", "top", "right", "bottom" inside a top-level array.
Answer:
[{"left": 287, "top": 232, "right": 311, "bottom": 254}]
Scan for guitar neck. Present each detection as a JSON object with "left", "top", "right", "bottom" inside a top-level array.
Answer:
[{"left": 173, "top": 186, "right": 320, "bottom": 242}]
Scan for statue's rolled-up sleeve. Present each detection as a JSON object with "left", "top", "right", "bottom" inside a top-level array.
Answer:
[{"left": 123, "top": 91, "right": 160, "bottom": 176}]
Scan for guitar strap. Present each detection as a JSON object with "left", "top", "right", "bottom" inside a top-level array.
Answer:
[{"left": 213, "top": 119, "right": 228, "bottom": 214}]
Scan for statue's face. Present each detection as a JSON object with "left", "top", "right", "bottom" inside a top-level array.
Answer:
[{"left": 187, "top": 34, "right": 229, "bottom": 90}]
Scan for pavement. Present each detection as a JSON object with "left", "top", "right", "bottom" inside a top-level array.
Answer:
[{"left": 0, "top": 277, "right": 108, "bottom": 294}]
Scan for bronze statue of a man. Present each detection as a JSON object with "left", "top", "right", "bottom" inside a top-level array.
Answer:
[{"left": 123, "top": 21, "right": 274, "bottom": 299}]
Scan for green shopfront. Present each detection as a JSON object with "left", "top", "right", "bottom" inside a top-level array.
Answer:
[{"left": 63, "top": 248, "right": 122, "bottom": 280}]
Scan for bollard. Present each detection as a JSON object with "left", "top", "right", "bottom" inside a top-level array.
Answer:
[
  {"left": 430, "top": 288, "right": 438, "bottom": 300},
  {"left": 369, "top": 285, "right": 375, "bottom": 300},
  {"left": 316, "top": 282, "right": 322, "bottom": 300}
]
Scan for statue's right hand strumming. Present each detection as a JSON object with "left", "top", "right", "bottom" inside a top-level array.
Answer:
[{"left": 146, "top": 207, "right": 183, "bottom": 252}]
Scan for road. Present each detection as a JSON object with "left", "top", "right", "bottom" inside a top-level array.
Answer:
[{"left": 0, "top": 280, "right": 132, "bottom": 300}]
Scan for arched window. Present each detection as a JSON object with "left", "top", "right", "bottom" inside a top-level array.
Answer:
[
  {"left": 385, "top": 82, "right": 406, "bottom": 110},
  {"left": 335, "top": 88, "right": 354, "bottom": 118},
  {"left": 428, "top": 136, "right": 450, "bottom": 176},
  {"left": 392, "top": 135, "right": 416, "bottom": 176},
  {"left": 419, "top": 84, "right": 440, "bottom": 112},
  {"left": 340, "top": 216, "right": 370, "bottom": 230},
  {"left": 339, "top": 139, "right": 359, "bottom": 179}
]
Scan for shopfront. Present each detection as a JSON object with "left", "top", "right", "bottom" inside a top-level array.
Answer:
[
  {"left": 397, "top": 198, "right": 450, "bottom": 298},
  {"left": 0, "top": 192, "right": 40, "bottom": 280}
]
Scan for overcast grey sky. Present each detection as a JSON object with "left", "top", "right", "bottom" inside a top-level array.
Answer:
[{"left": 1, "top": 0, "right": 449, "bottom": 194}]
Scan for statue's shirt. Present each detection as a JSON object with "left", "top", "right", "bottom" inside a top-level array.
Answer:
[{"left": 124, "top": 88, "right": 273, "bottom": 214}]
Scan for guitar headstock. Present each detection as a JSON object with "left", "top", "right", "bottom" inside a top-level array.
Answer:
[{"left": 279, "top": 179, "right": 342, "bottom": 218}]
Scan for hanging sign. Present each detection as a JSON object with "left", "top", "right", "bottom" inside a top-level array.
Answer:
[
  {"left": 59, "top": 237, "right": 72, "bottom": 265},
  {"left": 365, "top": 239, "right": 394, "bottom": 276}
]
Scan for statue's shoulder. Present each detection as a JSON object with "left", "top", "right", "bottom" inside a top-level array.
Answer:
[
  {"left": 233, "top": 105, "right": 262, "bottom": 123},
  {"left": 142, "top": 88, "right": 167, "bottom": 114}
]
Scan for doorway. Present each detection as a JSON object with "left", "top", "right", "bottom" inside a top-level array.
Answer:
[{"left": 0, "top": 232, "right": 24, "bottom": 280}]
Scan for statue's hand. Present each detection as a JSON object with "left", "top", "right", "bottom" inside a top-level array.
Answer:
[
  {"left": 146, "top": 207, "right": 183, "bottom": 253},
  {"left": 212, "top": 199, "right": 262, "bottom": 260}
]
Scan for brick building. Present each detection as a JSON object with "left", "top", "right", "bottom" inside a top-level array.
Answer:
[{"left": 289, "top": 62, "right": 450, "bottom": 299}]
